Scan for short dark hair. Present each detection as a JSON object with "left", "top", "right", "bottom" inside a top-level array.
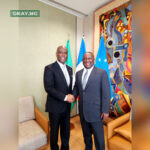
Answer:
[{"left": 83, "top": 52, "right": 94, "bottom": 59}]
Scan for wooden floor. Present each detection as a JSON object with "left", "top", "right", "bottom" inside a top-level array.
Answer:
[{"left": 46, "top": 115, "right": 108, "bottom": 150}]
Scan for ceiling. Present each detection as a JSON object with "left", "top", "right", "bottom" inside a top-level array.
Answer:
[{"left": 51, "top": 0, "right": 112, "bottom": 15}]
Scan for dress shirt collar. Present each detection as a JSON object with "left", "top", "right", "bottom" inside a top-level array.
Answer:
[
  {"left": 83, "top": 65, "right": 94, "bottom": 73},
  {"left": 57, "top": 60, "right": 66, "bottom": 69}
]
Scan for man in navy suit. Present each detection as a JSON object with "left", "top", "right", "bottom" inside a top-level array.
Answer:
[
  {"left": 44, "top": 46, "right": 74, "bottom": 150},
  {"left": 73, "top": 52, "right": 110, "bottom": 150}
]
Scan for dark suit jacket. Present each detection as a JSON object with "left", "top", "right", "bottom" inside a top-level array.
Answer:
[
  {"left": 44, "top": 61, "right": 73, "bottom": 113},
  {"left": 73, "top": 66, "right": 110, "bottom": 122}
]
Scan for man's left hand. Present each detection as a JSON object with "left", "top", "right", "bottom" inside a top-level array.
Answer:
[{"left": 101, "top": 113, "right": 109, "bottom": 120}]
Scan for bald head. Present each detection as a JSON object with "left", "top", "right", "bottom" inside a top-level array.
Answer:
[
  {"left": 57, "top": 46, "right": 67, "bottom": 53},
  {"left": 56, "top": 45, "right": 68, "bottom": 64}
]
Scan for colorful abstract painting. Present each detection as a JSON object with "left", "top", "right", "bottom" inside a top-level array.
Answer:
[{"left": 99, "top": 2, "right": 132, "bottom": 117}]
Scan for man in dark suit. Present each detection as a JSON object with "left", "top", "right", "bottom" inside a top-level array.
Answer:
[
  {"left": 73, "top": 52, "right": 110, "bottom": 150},
  {"left": 44, "top": 46, "right": 74, "bottom": 150}
]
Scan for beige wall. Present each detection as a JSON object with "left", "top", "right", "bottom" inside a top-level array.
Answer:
[
  {"left": 0, "top": 0, "right": 18, "bottom": 149},
  {"left": 19, "top": 0, "right": 76, "bottom": 117},
  {"left": 76, "top": 13, "right": 93, "bottom": 55},
  {"left": 0, "top": 0, "right": 19, "bottom": 104},
  {"left": 76, "top": 17, "right": 84, "bottom": 58},
  {"left": 83, "top": 12, "right": 94, "bottom": 52}
]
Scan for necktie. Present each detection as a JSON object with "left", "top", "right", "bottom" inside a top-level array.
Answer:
[
  {"left": 63, "top": 65, "right": 70, "bottom": 86},
  {"left": 82, "top": 70, "right": 88, "bottom": 90}
]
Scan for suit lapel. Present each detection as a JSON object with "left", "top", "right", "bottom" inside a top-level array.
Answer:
[
  {"left": 55, "top": 62, "right": 68, "bottom": 87},
  {"left": 84, "top": 67, "right": 96, "bottom": 90},
  {"left": 79, "top": 69, "right": 84, "bottom": 90}
]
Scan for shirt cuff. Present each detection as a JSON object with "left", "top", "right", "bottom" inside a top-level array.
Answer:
[{"left": 64, "top": 95, "right": 67, "bottom": 101}]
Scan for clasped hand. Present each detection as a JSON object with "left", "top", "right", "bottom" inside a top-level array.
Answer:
[{"left": 66, "top": 94, "right": 75, "bottom": 103}]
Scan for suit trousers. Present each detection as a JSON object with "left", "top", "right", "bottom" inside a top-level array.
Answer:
[
  {"left": 49, "top": 111, "right": 70, "bottom": 150},
  {"left": 80, "top": 116, "right": 105, "bottom": 150}
]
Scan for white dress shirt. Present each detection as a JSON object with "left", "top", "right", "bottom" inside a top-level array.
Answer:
[
  {"left": 57, "top": 60, "right": 70, "bottom": 86},
  {"left": 57, "top": 61, "right": 70, "bottom": 101}
]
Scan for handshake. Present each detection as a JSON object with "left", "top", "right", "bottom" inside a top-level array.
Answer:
[{"left": 66, "top": 94, "right": 75, "bottom": 103}]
